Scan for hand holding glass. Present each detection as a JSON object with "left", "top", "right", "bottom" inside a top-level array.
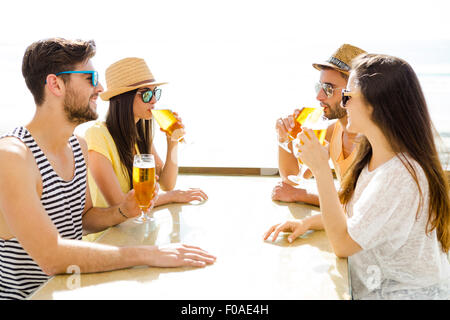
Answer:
[
  {"left": 133, "top": 154, "right": 156, "bottom": 223},
  {"left": 278, "top": 107, "right": 319, "bottom": 153},
  {"left": 288, "top": 110, "right": 329, "bottom": 185}
]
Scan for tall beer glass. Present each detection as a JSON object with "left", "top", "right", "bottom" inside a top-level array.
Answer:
[
  {"left": 133, "top": 154, "right": 156, "bottom": 223},
  {"left": 288, "top": 110, "right": 329, "bottom": 185},
  {"left": 151, "top": 109, "right": 185, "bottom": 142},
  {"left": 278, "top": 107, "right": 320, "bottom": 153}
]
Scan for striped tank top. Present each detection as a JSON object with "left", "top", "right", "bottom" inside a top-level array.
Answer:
[{"left": 0, "top": 127, "right": 86, "bottom": 300}]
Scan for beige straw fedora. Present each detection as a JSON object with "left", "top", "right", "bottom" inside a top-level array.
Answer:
[
  {"left": 100, "top": 57, "right": 168, "bottom": 101},
  {"left": 312, "top": 44, "right": 366, "bottom": 75}
]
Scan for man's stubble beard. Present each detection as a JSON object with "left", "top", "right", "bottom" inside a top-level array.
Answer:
[
  {"left": 63, "top": 88, "right": 98, "bottom": 125},
  {"left": 324, "top": 100, "right": 347, "bottom": 120}
]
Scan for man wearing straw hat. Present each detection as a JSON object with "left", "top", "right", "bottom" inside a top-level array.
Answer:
[
  {"left": 272, "top": 44, "right": 366, "bottom": 206},
  {"left": 0, "top": 38, "right": 216, "bottom": 300}
]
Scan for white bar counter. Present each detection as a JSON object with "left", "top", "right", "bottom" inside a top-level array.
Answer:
[{"left": 29, "top": 174, "right": 349, "bottom": 300}]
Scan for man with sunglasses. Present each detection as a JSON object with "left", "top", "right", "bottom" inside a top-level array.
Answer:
[
  {"left": 0, "top": 38, "right": 215, "bottom": 300},
  {"left": 273, "top": 44, "right": 366, "bottom": 206}
]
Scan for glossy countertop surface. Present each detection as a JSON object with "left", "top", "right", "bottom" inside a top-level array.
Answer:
[{"left": 29, "top": 174, "right": 349, "bottom": 300}]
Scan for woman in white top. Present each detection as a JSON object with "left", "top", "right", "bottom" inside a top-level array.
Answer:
[{"left": 264, "top": 53, "right": 450, "bottom": 299}]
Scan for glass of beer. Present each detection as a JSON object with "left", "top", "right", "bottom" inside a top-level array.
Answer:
[
  {"left": 133, "top": 154, "right": 156, "bottom": 223},
  {"left": 278, "top": 107, "right": 320, "bottom": 153},
  {"left": 151, "top": 109, "right": 185, "bottom": 142},
  {"left": 288, "top": 110, "right": 329, "bottom": 185}
]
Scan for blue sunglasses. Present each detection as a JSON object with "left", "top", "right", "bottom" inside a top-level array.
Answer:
[{"left": 53, "top": 70, "right": 99, "bottom": 87}]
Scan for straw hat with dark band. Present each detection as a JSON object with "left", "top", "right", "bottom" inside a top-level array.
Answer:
[
  {"left": 100, "top": 57, "right": 167, "bottom": 101},
  {"left": 312, "top": 44, "right": 366, "bottom": 75}
]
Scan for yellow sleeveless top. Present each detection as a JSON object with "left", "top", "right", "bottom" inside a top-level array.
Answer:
[
  {"left": 329, "top": 121, "right": 357, "bottom": 182},
  {"left": 82, "top": 121, "right": 132, "bottom": 242},
  {"left": 84, "top": 121, "right": 131, "bottom": 208}
]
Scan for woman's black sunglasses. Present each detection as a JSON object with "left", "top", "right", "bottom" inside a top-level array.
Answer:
[{"left": 341, "top": 89, "right": 359, "bottom": 107}]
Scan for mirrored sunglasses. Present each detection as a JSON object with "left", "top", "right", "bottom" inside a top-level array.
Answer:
[
  {"left": 315, "top": 82, "right": 337, "bottom": 98},
  {"left": 137, "top": 87, "right": 162, "bottom": 103}
]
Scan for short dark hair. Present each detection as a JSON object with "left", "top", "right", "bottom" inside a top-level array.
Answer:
[{"left": 22, "top": 38, "right": 96, "bottom": 105}]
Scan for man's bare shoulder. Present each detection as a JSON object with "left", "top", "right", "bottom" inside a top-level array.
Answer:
[
  {"left": 0, "top": 137, "right": 34, "bottom": 170},
  {"left": 0, "top": 136, "right": 29, "bottom": 156}
]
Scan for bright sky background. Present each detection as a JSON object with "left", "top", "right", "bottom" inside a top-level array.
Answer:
[
  {"left": 2, "top": 0, "right": 450, "bottom": 43},
  {"left": 1, "top": 0, "right": 449, "bottom": 167}
]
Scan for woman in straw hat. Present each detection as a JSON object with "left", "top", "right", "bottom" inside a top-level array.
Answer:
[
  {"left": 265, "top": 53, "right": 450, "bottom": 299},
  {"left": 84, "top": 58, "right": 207, "bottom": 234}
]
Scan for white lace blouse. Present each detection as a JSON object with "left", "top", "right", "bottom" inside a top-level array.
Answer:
[{"left": 346, "top": 154, "right": 450, "bottom": 300}]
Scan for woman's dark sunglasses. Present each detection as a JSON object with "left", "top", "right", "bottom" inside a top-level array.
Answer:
[
  {"left": 137, "top": 87, "right": 162, "bottom": 103},
  {"left": 341, "top": 89, "right": 359, "bottom": 107}
]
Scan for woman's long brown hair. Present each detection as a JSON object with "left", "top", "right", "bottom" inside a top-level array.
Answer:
[
  {"left": 105, "top": 89, "right": 153, "bottom": 188},
  {"left": 339, "top": 54, "right": 450, "bottom": 253}
]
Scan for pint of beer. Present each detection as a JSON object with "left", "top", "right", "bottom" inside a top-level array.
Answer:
[
  {"left": 151, "top": 109, "right": 185, "bottom": 141},
  {"left": 133, "top": 154, "right": 156, "bottom": 221}
]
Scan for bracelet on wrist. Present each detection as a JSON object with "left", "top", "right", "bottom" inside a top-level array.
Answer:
[{"left": 118, "top": 206, "right": 128, "bottom": 219}]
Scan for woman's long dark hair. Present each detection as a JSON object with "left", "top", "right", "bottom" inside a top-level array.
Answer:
[
  {"left": 339, "top": 54, "right": 450, "bottom": 253},
  {"left": 105, "top": 89, "right": 153, "bottom": 188}
]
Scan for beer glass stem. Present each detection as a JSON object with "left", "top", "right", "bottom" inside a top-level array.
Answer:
[
  {"left": 286, "top": 137, "right": 308, "bottom": 185},
  {"left": 287, "top": 164, "right": 307, "bottom": 185},
  {"left": 135, "top": 209, "right": 154, "bottom": 224}
]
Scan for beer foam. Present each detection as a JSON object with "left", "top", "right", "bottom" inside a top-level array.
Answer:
[{"left": 134, "top": 162, "right": 155, "bottom": 169}]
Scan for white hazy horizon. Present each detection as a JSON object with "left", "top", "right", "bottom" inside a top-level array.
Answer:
[{"left": 1, "top": 0, "right": 449, "bottom": 168}]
